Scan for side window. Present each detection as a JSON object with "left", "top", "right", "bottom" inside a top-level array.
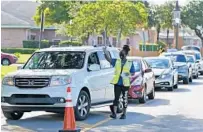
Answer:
[
  {"left": 109, "top": 50, "right": 119, "bottom": 59},
  {"left": 144, "top": 60, "right": 150, "bottom": 69},
  {"left": 97, "top": 51, "right": 111, "bottom": 69},
  {"left": 88, "top": 52, "right": 100, "bottom": 69}
]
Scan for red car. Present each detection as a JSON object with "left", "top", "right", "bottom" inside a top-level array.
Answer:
[
  {"left": 1, "top": 52, "right": 18, "bottom": 65},
  {"left": 127, "top": 56, "right": 155, "bottom": 104}
]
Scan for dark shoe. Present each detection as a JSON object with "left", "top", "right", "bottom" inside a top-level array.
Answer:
[
  {"left": 110, "top": 114, "right": 117, "bottom": 119},
  {"left": 120, "top": 114, "right": 126, "bottom": 119}
]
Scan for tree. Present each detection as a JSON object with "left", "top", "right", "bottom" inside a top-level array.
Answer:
[
  {"left": 182, "top": 0, "right": 203, "bottom": 46},
  {"left": 66, "top": 1, "right": 147, "bottom": 46},
  {"left": 159, "top": 2, "right": 174, "bottom": 47}
]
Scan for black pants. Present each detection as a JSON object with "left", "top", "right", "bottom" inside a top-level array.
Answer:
[{"left": 113, "top": 85, "right": 129, "bottom": 108}]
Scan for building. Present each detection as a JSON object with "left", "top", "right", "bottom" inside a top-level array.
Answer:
[{"left": 1, "top": 1, "right": 68, "bottom": 48}]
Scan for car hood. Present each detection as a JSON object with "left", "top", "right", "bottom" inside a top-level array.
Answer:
[
  {"left": 6, "top": 69, "right": 79, "bottom": 77},
  {"left": 152, "top": 68, "right": 170, "bottom": 76}
]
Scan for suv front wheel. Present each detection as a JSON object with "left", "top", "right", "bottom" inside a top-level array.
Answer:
[
  {"left": 2, "top": 111, "right": 24, "bottom": 120},
  {"left": 75, "top": 90, "right": 91, "bottom": 121}
]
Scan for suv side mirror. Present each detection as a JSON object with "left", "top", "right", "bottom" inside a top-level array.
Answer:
[
  {"left": 88, "top": 64, "right": 100, "bottom": 71},
  {"left": 17, "top": 64, "right": 23, "bottom": 70},
  {"left": 144, "top": 68, "right": 152, "bottom": 73}
]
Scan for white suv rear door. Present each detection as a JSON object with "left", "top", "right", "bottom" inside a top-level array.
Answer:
[{"left": 87, "top": 52, "right": 105, "bottom": 103}]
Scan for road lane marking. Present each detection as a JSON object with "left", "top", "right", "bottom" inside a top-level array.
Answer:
[{"left": 81, "top": 118, "right": 112, "bottom": 132}]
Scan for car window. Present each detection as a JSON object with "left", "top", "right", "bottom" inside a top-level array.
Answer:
[
  {"left": 97, "top": 51, "right": 111, "bottom": 69},
  {"left": 132, "top": 59, "right": 141, "bottom": 72},
  {"left": 195, "top": 53, "right": 201, "bottom": 60},
  {"left": 88, "top": 52, "right": 100, "bottom": 69},
  {"left": 145, "top": 59, "right": 170, "bottom": 69},
  {"left": 165, "top": 54, "right": 186, "bottom": 63},
  {"left": 23, "top": 51, "right": 85, "bottom": 69},
  {"left": 187, "top": 56, "right": 195, "bottom": 63}
]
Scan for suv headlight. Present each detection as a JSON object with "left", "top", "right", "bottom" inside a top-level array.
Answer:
[
  {"left": 50, "top": 76, "right": 71, "bottom": 86},
  {"left": 2, "top": 77, "right": 14, "bottom": 86}
]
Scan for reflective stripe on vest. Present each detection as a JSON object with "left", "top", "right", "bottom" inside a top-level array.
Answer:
[{"left": 111, "top": 59, "right": 131, "bottom": 87}]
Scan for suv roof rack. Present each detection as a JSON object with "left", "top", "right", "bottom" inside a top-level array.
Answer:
[{"left": 93, "top": 44, "right": 113, "bottom": 47}]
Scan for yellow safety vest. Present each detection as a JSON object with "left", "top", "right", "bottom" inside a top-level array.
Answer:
[{"left": 111, "top": 59, "right": 131, "bottom": 87}]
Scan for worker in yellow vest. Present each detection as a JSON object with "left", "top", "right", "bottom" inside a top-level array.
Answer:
[{"left": 103, "top": 45, "right": 135, "bottom": 119}]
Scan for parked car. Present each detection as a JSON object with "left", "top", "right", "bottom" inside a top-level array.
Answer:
[
  {"left": 181, "top": 50, "right": 203, "bottom": 75},
  {"left": 1, "top": 46, "right": 124, "bottom": 121},
  {"left": 160, "top": 52, "right": 192, "bottom": 84},
  {"left": 127, "top": 56, "right": 155, "bottom": 104},
  {"left": 181, "top": 45, "right": 201, "bottom": 52},
  {"left": 1, "top": 52, "right": 18, "bottom": 65},
  {"left": 145, "top": 57, "right": 178, "bottom": 91},
  {"left": 186, "top": 54, "right": 199, "bottom": 79}
]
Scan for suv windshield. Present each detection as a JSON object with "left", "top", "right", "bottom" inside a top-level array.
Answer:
[
  {"left": 165, "top": 54, "right": 186, "bottom": 63},
  {"left": 24, "top": 51, "right": 85, "bottom": 69},
  {"left": 145, "top": 59, "right": 170, "bottom": 69}
]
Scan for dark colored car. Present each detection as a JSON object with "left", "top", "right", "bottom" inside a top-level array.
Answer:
[
  {"left": 127, "top": 56, "right": 155, "bottom": 104},
  {"left": 1, "top": 52, "right": 18, "bottom": 65}
]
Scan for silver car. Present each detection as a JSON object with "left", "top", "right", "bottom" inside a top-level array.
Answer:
[
  {"left": 181, "top": 50, "right": 203, "bottom": 75},
  {"left": 160, "top": 52, "right": 192, "bottom": 84},
  {"left": 145, "top": 57, "right": 178, "bottom": 91},
  {"left": 186, "top": 54, "right": 199, "bottom": 79}
]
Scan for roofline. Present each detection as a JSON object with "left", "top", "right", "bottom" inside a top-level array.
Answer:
[{"left": 1, "top": 25, "right": 57, "bottom": 30}]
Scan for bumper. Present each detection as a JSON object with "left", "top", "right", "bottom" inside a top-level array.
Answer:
[
  {"left": 128, "top": 85, "right": 143, "bottom": 99},
  {"left": 1, "top": 105, "right": 65, "bottom": 113},
  {"left": 155, "top": 77, "right": 173, "bottom": 88},
  {"left": 178, "top": 72, "right": 188, "bottom": 81},
  {"left": 1, "top": 85, "right": 79, "bottom": 109}
]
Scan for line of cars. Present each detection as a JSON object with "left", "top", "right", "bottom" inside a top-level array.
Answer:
[{"left": 1, "top": 45, "right": 202, "bottom": 121}]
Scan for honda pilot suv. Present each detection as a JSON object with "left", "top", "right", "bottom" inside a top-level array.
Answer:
[{"left": 1, "top": 46, "right": 123, "bottom": 120}]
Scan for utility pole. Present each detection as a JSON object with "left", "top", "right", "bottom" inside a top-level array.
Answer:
[{"left": 39, "top": 9, "right": 44, "bottom": 49}]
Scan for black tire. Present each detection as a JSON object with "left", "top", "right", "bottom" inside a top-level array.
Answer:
[
  {"left": 174, "top": 83, "right": 178, "bottom": 89},
  {"left": 2, "top": 111, "right": 24, "bottom": 120},
  {"left": 1, "top": 58, "right": 10, "bottom": 66},
  {"left": 189, "top": 76, "right": 192, "bottom": 83},
  {"left": 148, "top": 87, "right": 155, "bottom": 100},
  {"left": 139, "top": 84, "right": 147, "bottom": 104},
  {"left": 75, "top": 90, "right": 91, "bottom": 121},
  {"left": 183, "top": 77, "right": 189, "bottom": 84},
  {"left": 193, "top": 75, "right": 197, "bottom": 79}
]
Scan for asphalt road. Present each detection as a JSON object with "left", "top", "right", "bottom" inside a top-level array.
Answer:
[{"left": 1, "top": 76, "right": 203, "bottom": 132}]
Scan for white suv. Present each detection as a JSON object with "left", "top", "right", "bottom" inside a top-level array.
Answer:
[{"left": 1, "top": 46, "right": 122, "bottom": 120}]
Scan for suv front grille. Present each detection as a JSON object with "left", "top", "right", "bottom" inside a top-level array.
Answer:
[{"left": 15, "top": 77, "right": 50, "bottom": 88}]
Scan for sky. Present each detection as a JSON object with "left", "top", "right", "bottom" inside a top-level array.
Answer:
[{"left": 148, "top": 0, "right": 189, "bottom": 5}]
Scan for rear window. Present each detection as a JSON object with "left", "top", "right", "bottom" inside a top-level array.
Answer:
[
  {"left": 165, "top": 54, "right": 186, "bottom": 63},
  {"left": 182, "top": 46, "right": 200, "bottom": 52}
]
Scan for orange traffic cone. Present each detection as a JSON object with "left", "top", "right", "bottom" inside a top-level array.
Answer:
[{"left": 59, "top": 87, "right": 81, "bottom": 132}]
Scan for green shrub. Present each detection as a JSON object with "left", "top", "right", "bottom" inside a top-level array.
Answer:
[
  {"left": 14, "top": 52, "right": 21, "bottom": 58},
  {"left": 59, "top": 40, "right": 82, "bottom": 46},
  {"left": 1, "top": 48, "right": 37, "bottom": 54},
  {"left": 23, "top": 40, "right": 50, "bottom": 48},
  {"left": 139, "top": 43, "right": 158, "bottom": 51}
]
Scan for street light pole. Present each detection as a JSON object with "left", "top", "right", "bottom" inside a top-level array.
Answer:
[
  {"left": 173, "top": 0, "right": 181, "bottom": 49},
  {"left": 39, "top": 9, "right": 44, "bottom": 49},
  {"left": 142, "top": 28, "right": 146, "bottom": 56}
]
